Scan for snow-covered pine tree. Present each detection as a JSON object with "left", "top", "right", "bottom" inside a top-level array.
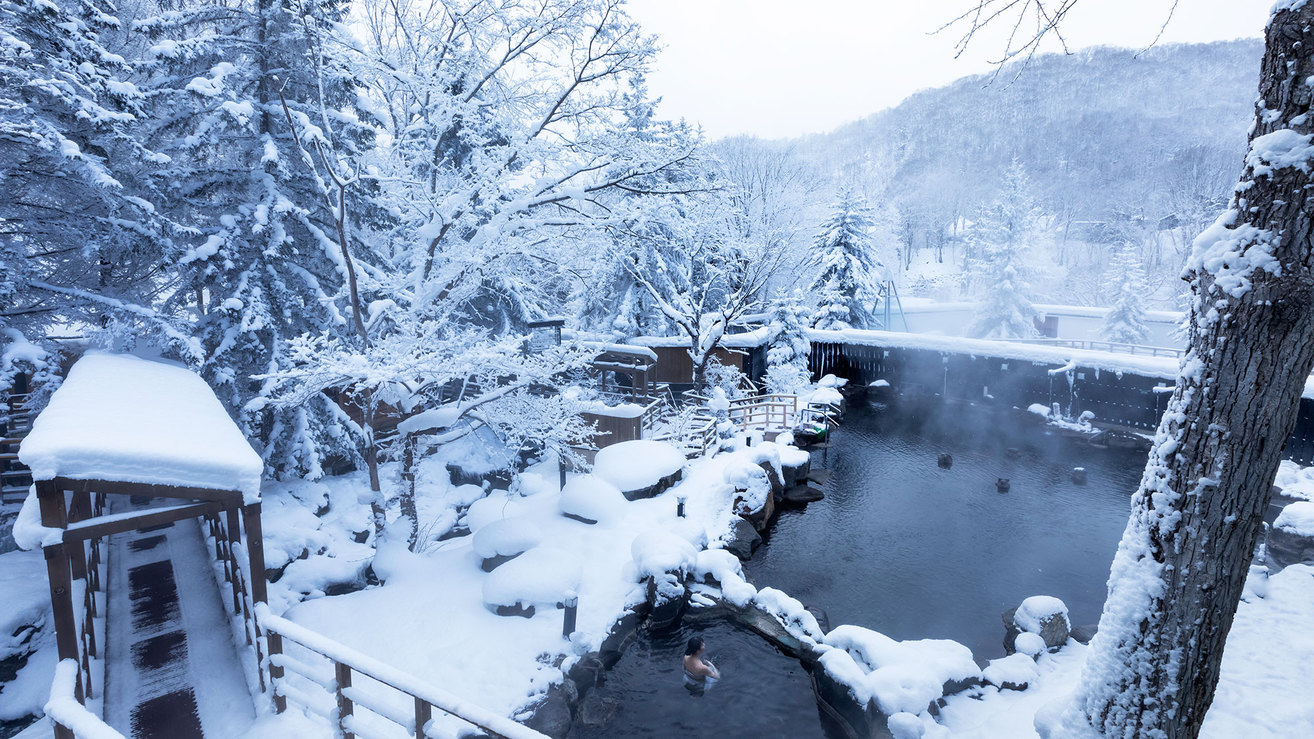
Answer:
[
  {"left": 1101, "top": 244, "right": 1149, "bottom": 345},
  {"left": 967, "top": 159, "right": 1039, "bottom": 339},
  {"left": 806, "top": 187, "right": 885, "bottom": 330},
  {"left": 0, "top": 0, "right": 189, "bottom": 402},
  {"left": 763, "top": 294, "right": 813, "bottom": 394},
  {"left": 135, "top": 0, "right": 385, "bottom": 477}
]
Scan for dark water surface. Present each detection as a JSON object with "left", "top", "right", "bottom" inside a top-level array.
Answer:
[
  {"left": 567, "top": 397, "right": 1145, "bottom": 738},
  {"left": 566, "top": 619, "right": 829, "bottom": 738},
  {"left": 744, "top": 397, "right": 1145, "bottom": 662}
]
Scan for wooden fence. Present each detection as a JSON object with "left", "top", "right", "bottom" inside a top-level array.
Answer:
[{"left": 258, "top": 605, "right": 547, "bottom": 739}]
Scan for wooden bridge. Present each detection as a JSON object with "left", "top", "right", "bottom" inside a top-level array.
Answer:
[{"left": 21, "top": 355, "right": 547, "bottom": 739}]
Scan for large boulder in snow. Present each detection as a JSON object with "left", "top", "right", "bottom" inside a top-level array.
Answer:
[
  {"left": 1268, "top": 501, "right": 1314, "bottom": 570},
  {"left": 723, "top": 455, "right": 776, "bottom": 531},
  {"left": 631, "top": 530, "right": 696, "bottom": 627},
  {"left": 723, "top": 517, "right": 762, "bottom": 559},
  {"left": 472, "top": 516, "right": 542, "bottom": 572},
  {"left": 482, "top": 547, "right": 582, "bottom": 617},
  {"left": 592, "top": 440, "right": 686, "bottom": 500},
  {"left": 1004, "top": 595, "right": 1070, "bottom": 652},
  {"left": 559, "top": 475, "right": 628, "bottom": 525}
]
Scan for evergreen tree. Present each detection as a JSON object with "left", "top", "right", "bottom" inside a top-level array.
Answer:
[
  {"left": 0, "top": 0, "right": 187, "bottom": 395},
  {"left": 763, "top": 293, "right": 812, "bottom": 394},
  {"left": 968, "top": 160, "right": 1039, "bottom": 339},
  {"left": 1101, "top": 244, "right": 1149, "bottom": 345},
  {"left": 135, "top": 0, "right": 385, "bottom": 476},
  {"left": 806, "top": 187, "right": 886, "bottom": 329}
]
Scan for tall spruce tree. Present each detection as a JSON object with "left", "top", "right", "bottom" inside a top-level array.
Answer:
[
  {"left": 967, "top": 160, "right": 1039, "bottom": 339},
  {"left": 807, "top": 187, "right": 885, "bottom": 330},
  {"left": 1101, "top": 244, "right": 1150, "bottom": 345},
  {"left": 0, "top": 0, "right": 188, "bottom": 401},
  {"left": 135, "top": 0, "right": 385, "bottom": 477}
]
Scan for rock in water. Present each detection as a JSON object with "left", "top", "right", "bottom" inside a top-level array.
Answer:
[
  {"left": 996, "top": 477, "right": 1010, "bottom": 493},
  {"left": 1071, "top": 467, "right": 1087, "bottom": 485},
  {"left": 938, "top": 453, "right": 953, "bottom": 469}
]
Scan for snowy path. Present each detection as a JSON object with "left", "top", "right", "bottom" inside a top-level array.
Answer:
[{"left": 104, "top": 507, "right": 254, "bottom": 738}]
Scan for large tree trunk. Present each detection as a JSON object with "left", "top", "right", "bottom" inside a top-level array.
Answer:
[{"left": 1048, "top": 6, "right": 1314, "bottom": 738}]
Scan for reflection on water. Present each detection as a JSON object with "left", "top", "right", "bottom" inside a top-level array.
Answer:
[
  {"left": 745, "top": 397, "right": 1144, "bottom": 662},
  {"left": 565, "top": 619, "right": 829, "bottom": 738}
]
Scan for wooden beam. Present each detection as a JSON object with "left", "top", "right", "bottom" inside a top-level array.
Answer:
[
  {"left": 50, "top": 477, "right": 243, "bottom": 503},
  {"left": 242, "top": 503, "right": 269, "bottom": 605},
  {"left": 62, "top": 501, "right": 228, "bottom": 543}
]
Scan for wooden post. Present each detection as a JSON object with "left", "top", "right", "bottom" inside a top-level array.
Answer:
[
  {"left": 335, "top": 661, "right": 355, "bottom": 739},
  {"left": 414, "top": 698, "right": 432, "bottom": 739},
  {"left": 226, "top": 507, "right": 243, "bottom": 613},
  {"left": 66, "top": 488, "right": 89, "bottom": 581},
  {"left": 266, "top": 631, "right": 285, "bottom": 712}
]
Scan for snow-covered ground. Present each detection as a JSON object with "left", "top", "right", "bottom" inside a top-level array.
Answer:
[
  {"left": 6, "top": 437, "right": 1314, "bottom": 738},
  {"left": 938, "top": 564, "right": 1314, "bottom": 737}
]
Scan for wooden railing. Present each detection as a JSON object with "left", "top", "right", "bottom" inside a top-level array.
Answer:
[
  {"left": 258, "top": 605, "right": 547, "bottom": 739},
  {"left": 1004, "top": 338, "right": 1184, "bottom": 359},
  {"left": 204, "top": 509, "right": 265, "bottom": 691},
  {"left": 726, "top": 394, "right": 799, "bottom": 430}
]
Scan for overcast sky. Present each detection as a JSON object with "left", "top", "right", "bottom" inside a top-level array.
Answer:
[{"left": 625, "top": 0, "right": 1272, "bottom": 140}]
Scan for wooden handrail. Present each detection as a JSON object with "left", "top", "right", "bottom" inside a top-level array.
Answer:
[{"left": 258, "top": 605, "right": 547, "bottom": 739}]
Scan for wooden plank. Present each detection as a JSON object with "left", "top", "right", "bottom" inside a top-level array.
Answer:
[
  {"left": 49, "top": 477, "right": 243, "bottom": 503},
  {"left": 63, "top": 501, "right": 228, "bottom": 542}
]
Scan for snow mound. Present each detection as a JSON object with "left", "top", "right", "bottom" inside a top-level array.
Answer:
[
  {"left": 818, "top": 374, "right": 848, "bottom": 388},
  {"left": 870, "top": 379, "right": 891, "bottom": 388},
  {"left": 558, "top": 475, "right": 627, "bottom": 523},
  {"left": 723, "top": 456, "right": 771, "bottom": 512},
  {"left": 592, "top": 440, "right": 685, "bottom": 492},
  {"left": 481, "top": 547, "right": 582, "bottom": 610},
  {"left": 465, "top": 490, "right": 538, "bottom": 532},
  {"left": 1275, "top": 460, "right": 1314, "bottom": 501},
  {"left": 808, "top": 386, "right": 844, "bottom": 406},
  {"left": 1026, "top": 403, "right": 1051, "bottom": 417},
  {"left": 471, "top": 517, "right": 542, "bottom": 559},
  {"left": 1275, "top": 501, "right": 1314, "bottom": 538},
  {"left": 19, "top": 353, "right": 263, "bottom": 500},
  {"left": 887, "top": 712, "right": 924, "bottom": 739},
  {"left": 756, "top": 587, "right": 825, "bottom": 641},
  {"left": 630, "top": 530, "right": 697, "bottom": 578},
  {"left": 1014, "top": 595, "right": 1069, "bottom": 633},
  {"left": 983, "top": 652, "right": 1039, "bottom": 689},
  {"left": 693, "top": 548, "right": 757, "bottom": 606},
  {"left": 1013, "top": 631, "right": 1047, "bottom": 657},
  {"left": 820, "top": 624, "right": 980, "bottom": 715}
]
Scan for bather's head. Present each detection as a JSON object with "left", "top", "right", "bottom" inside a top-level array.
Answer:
[{"left": 685, "top": 637, "right": 705, "bottom": 657}]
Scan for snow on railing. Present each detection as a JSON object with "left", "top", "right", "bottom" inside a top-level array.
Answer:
[
  {"left": 45, "top": 659, "right": 125, "bottom": 739},
  {"left": 1000, "top": 337, "right": 1184, "bottom": 358},
  {"left": 256, "top": 604, "right": 547, "bottom": 739}
]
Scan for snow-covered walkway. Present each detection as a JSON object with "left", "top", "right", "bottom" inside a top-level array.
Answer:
[{"left": 103, "top": 509, "right": 253, "bottom": 738}]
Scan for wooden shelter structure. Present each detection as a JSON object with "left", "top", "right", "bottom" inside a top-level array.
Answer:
[
  {"left": 17, "top": 354, "right": 267, "bottom": 739},
  {"left": 585, "top": 343, "right": 658, "bottom": 400}
]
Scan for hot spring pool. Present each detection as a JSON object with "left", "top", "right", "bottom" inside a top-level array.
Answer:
[{"left": 743, "top": 396, "right": 1145, "bottom": 662}]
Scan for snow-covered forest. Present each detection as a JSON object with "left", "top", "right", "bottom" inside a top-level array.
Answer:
[{"left": 3, "top": 1, "right": 1313, "bottom": 739}]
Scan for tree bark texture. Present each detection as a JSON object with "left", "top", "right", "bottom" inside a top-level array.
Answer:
[{"left": 1054, "top": 6, "right": 1314, "bottom": 738}]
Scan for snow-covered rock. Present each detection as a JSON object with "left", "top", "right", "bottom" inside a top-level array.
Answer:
[
  {"left": 471, "top": 516, "right": 542, "bottom": 560},
  {"left": 1269, "top": 501, "right": 1314, "bottom": 570},
  {"left": 983, "top": 652, "right": 1039, "bottom": 691},
  {"left": 481, "top": 547, "right": 582, "bottom": 614},
  {"left": 1013, "top": 631, "right": 1047, "bottom": 658},
  {"left": 592, "top": 440, "right": 686, "bottom": 499},
  {"left": 558, "top": 475, "right": 627, "bottom": 524},
  {"left": 630, "top": 530, "right": 697, "bottom": 579},
  {"left": 693, "top": 549, "right": 757, "bottom": 607},
  {"left": 1010, "top": 596, "right": 1070, "bottom": 649}
]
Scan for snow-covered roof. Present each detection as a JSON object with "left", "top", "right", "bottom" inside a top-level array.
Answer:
[{"left": 20, "top": 353, "right": 263, "bottom": 500}]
